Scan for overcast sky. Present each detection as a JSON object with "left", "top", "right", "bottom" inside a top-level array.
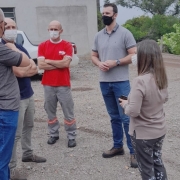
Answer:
[{"left": 100, "top": 0, "right": 151, "bottom": 25}]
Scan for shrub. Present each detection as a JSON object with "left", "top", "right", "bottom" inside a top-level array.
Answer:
[
  {"left": 123, "top": 15, "right": 179, "bottom": 42},
  {"left": 161, "top": 24, "right": 180, "bottom": 55}
]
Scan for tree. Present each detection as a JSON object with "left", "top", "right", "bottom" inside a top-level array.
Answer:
[
  {"left": 96, "top": 0, "right": 105, "bottom": 31},
  {"left": 123, "top": 16, "right": 152, "bottom": 41},
  {"left": 149, "top": 15, "right": 180, "bottom": 40},
  {"left": 161, "top": 24, "right": 180, "bottom": 55},
  {"left": 123, "top": 15, "right": 179, "bottom": 41},
  {"left": 97, "top": 11, "right": 105, "bottom": 31},
  {"left": 115, "top": 0, "right": 180, "bottom": 15}
]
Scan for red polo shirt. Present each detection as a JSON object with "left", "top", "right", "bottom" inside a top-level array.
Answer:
[{"left": 38, "top": 39, "right": 72, "bottom": 86}]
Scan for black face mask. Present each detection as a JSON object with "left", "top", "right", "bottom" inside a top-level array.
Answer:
[{"left": 102, "top": 15, "right": 114, "bottom": 26}]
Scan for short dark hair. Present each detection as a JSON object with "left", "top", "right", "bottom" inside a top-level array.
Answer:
[{"left": 103, "top": 3, "right": 118, "bottom": 14}]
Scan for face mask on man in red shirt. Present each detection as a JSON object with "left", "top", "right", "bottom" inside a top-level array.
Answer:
[{"left": 49, "top": 30, "right": 59, "bottom": 40}]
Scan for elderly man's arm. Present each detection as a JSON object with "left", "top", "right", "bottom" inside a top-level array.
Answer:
[
  {"left": 45, "top": 56, "right": 72, "bottom": 68},
  {"left": 13, "top": 59, "right": 38, "bottom": 77},
  {"left": 6, "top": 42, "right": 30, "bottom": 67}
]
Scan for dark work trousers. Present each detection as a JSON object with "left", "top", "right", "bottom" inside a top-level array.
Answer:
[{"left": 131, "top": 133, "right": 168, "bottom": 180}]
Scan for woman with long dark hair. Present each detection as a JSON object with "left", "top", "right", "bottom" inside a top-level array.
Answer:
[{"left": 120, "top": 40, "right": 168, "bottom": 180}]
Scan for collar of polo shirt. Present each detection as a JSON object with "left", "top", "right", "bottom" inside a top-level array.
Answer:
[{"left": 104, "top": 23, "right": 119, "bottom": 34}]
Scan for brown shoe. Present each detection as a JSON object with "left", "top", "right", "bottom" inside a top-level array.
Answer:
[
  {"left": 102, "top": 147, "right": 124, "bottom": 158},
  {"left": 22, "top": 154, "right": 46, "bottom": 163},
  {"left": 10, "top": 168, "right": 27, "bottom": 180},
  {"left": 130, "top": 154, "right": 138, "bottom": 168}
]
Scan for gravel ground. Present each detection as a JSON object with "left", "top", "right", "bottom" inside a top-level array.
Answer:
[{"left": 16, "top": 55, "right": 180, "bottom": 180}]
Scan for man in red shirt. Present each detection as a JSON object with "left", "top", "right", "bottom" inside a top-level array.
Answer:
[{"left": 38, "top": 20, "right": 76, "bottom": 147}]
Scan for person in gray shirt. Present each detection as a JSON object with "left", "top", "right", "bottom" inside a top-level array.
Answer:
[
  {"left": 1, "top": 18, "right": 46, "bottom": 180},
  {"left": 91, "top": 3, "right": 137, "bottom": 168},
  {"left": 0, "top": 9, "right": 30, "bottom": 180}
]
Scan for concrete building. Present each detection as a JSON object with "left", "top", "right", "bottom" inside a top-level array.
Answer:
[{"left": 0, "top": 0, "right": 98, "bottom": 56}]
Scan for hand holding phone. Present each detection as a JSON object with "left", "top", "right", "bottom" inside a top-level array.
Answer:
[
  {"left": 120, "top": 95, "right": 127, "bottom": 100},
  {"left": 119, "top": 95, "right": 127, "bottom": 103}
]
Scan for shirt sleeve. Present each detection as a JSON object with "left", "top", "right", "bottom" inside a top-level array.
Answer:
[
  {"left": 92, "top": 34, "right": 98, "bottom": 52},
  {"left": 124, "top": 77, "right": 145, "bottom": 117},
  {"left": 64, "top": 42, "right": 73, "bottom": 58},
  {"left": 0, "top": 45, "right": 22, "bottom": 67},
  {"left": 38, "top": 43, "right": 44, "bottom": 57},
  {"left": 124, "top": 29, "right": 136, "bottom": 50}
]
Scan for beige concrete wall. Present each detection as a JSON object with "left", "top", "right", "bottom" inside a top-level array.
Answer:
[{"left": 1, "top": 0, "right": 98, "bottom": 55}]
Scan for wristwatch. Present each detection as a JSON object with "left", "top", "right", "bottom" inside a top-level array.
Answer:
[{"left": 116, "top": 59, "right": 120, "bottom": 66}]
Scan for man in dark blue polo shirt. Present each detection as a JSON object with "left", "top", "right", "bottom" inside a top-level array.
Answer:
[{"left": 2, "top": 18, "right": 46, "bottom": 180}]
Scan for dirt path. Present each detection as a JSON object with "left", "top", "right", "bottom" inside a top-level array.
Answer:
[{"left": 163, "top": 53, "right": 180, "bottom": 68}]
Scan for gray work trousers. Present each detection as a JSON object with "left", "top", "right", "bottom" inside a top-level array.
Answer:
[
  {"left": 9, "top": 96, "right": 34, "bottom": 169},
  {"left": 44, "top": 86, "right": 76, "bottom": 139}
]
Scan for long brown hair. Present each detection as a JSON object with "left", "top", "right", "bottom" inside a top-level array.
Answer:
[{"left": 137, "top": 40, "right": 168, "bottom": 90}]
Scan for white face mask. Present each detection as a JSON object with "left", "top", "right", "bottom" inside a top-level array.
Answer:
[
  {"left": 4, "top": 29, "right": 17, "bottom": 42},
  {"left": 131, "top": 54, "right": 137, "bottom": 65},
  {"left": 49, "top": 31, "right": 60, "bottom": 40}
]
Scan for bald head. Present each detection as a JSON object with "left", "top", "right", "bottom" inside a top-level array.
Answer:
[
  {"left": 0, "top": 8, "right": 4, "bottom": 22},
  {"left": 2, "top": 18, "right": 17, "bottom": 42},
  {"left": 0, "top": 9, "right": 5, "bottom": 37},
  {"left": 4, "top": 18, "right": 17, "bottom": 29},
  {"left": 48, "top": 20, "right": 62, "bottom": 30}
]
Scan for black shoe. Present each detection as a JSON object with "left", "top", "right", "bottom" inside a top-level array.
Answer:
[
  {"left": 22, "top": 154, "right": 46, "bottom": 163},
  {"left": 68, "top": 139, "right": 76, "bottom": 148},
  {"left": 130, "top": 154, "right": 138, "bottom": 168},
  {"left": 102, "top": 147, "right": 124, "bottom": 158},
  {"left": 47, "top": 136, "right": 59, "bottom": 145}
]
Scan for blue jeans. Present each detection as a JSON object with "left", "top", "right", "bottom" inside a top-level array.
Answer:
[
  {"left": 0, "top": 110, "right": 18, "bottom": 180},
  {"left": 100, "top": 81, "right": 134, "bottom": 154}
]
